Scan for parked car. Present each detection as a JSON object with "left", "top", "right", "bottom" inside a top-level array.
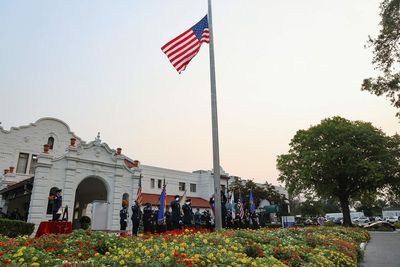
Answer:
[
  {"left": 353, "top": 216, "right": 370, "bottom": 225},
  {"left": 385, "top": 216, "right": 398, "bottom": 223}
]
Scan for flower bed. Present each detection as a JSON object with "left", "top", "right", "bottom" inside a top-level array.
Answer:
[{"left": 0, "top": 226, "right": 369, "bottom": 266}]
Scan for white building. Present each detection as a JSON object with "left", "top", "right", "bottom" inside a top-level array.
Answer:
[{"left": 0, "top": 118, "right": 229, "bottom": 231}]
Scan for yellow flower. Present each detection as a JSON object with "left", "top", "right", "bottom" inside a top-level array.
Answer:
[
  {"left": 32, "top": 256, "right": 38, "bottom": 262},
  {"left": 63, "top": 249, "right": 68, "bottom": 253},
  {"left": 240, "top": 258, "right": 249, "bottom": 264},
  {"left": 135, "top": 258, "right": 141, "bottom": 264},
  {"left": 113, "top": 256, "right": 118, "bottom": 261},
  {"left": 225, "top": 239, "right": 230, "bottom": 244},
  {"left": 203, "top": 239, "right": 208, "bottom": 244},
  {"left": 251, "top": 262, "right": 257, "bottom": 266},
  {"left": 31, "top": 263, "right": 40, "bottom": 267},
  {"left": 19, "top": 258, "right": 24, "bottom": 262},
  {"left": 105, "top": 251, "right": 110, "bottom": 256},
  {"left": 119, "top": 260, "right": 125, "bottom": 265}
]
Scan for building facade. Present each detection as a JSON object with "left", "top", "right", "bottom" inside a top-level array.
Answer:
[{"left": 0, "top": 118, "right": 230, "bottom": 231}]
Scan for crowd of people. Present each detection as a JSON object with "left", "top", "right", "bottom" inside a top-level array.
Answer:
[{"left": 120, "top": 194, "right": 272, "bottom": 235}]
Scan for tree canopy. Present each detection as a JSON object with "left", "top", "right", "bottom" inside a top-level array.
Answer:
[
  {"left": 228, "top": 178, "right": 286, "bottom": 212},
  {"left": 362, "top": 0, "right": 400, "bottom": 117},
  {"left": 277, "top": 116, "right": 400, "bottom": 225}
]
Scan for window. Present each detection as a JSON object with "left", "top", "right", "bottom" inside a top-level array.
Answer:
[
  {"left": 179, "top": 182, "right": 186, "bottom": 191},
  {"left": 16, "top": 153, "right": 29, "bottom": 174},
  {"left": 158, "top": 179, "right": 162, "bottom": 189},
  {"left": 190, "top": 183, "right": 196, "bottom": 192},
  {"left": 150, "top": 179, "right": 155, "bottom": 188},
  {"left": 29, "top": 155, "right": 38, "bottom": 174},
  {"left": 47, "top": 137, "right": 54, "bottom": 150}
]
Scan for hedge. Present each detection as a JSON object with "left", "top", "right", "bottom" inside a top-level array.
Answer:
[{"left": 0, "top": 219, "right": 34, "bottom": 237}]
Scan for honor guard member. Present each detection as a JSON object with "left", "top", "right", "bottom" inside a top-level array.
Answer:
[
  {"left": 131, "top": 200, "right": 142, "bottom": 236},
  {"left": 170, "top": 195, "right": 181, "bottom": 229},
  {"left": 182, "top": 199, "right": 193, "bottom": 227},
  {"left": 119, "top": 204, "right": 128, "bottom": 231},
  {"left": 142, "top": 203, "right": 153, "bottom": 233}
]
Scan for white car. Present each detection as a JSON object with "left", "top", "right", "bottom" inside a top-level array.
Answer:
[
  {"left": 353, "top": 217, "right": 370, "bottom": 225},
  {"left": 385, "top": 216, "right": 398, "bottom": 223}
]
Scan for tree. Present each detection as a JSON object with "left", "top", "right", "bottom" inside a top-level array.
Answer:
[
  {"left": 277, "top": 117, "right": 400, "bottom": 226},
  {"left": 228, "top": 178, "right": 285, "bottom": 211},
  {"left": 362, "top": 0, "right": 400, "bottom": 118},
  {"left": 299, "top": 199, "right": 323, "bottom": 217}
]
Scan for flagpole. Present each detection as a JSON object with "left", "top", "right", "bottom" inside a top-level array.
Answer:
[{"left": 207, "top": 0, "right": 222, "bottom": 230}]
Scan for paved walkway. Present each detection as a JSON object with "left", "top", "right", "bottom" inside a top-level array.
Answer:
[{"left": 361, "top": 230, "right": 400, "bottom": 267}]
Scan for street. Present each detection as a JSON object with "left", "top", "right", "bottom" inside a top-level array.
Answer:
[{"left": 361, "top": 230, "right": 400, "bottom": 267}]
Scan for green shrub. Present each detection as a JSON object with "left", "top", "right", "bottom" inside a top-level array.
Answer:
[
  {"left": 323, "top": 221, "right": 335, "bottom": 227},
  {"left": 0, "top": 218, "right": 35, "bottom": 237},
  {"left": 79, "top": 216, "right": 91, "bottom": 230},
  {"left": 264, "top": 223, "right": 281, "bottom": 229},
  {"left": 394, "top": 222, "right": 400, "bottom": 229}
]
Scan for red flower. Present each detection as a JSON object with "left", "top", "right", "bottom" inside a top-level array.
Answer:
[
  {"left": 2, "top": 259, "right": 10, "bottom": 265},
  {"left": 180, "top": 253, "right": 186, "bottom": 258},
  {"left": 173, "top": 252, "right": 179, "bottom": 258}
]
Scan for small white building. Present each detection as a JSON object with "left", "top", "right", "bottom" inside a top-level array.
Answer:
[{"left": 0, "top": 118, "right": 229, "bottom": 231}]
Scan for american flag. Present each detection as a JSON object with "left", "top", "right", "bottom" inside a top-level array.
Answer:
[
  {"left": 238, "top": 192, "right": 244, "bottom": 219},
  {"left": 136, "top": 174, "right": 143, "bottom": 205},
  {"left": 161, "top": 15, "right": 209, "bottom": 73}
]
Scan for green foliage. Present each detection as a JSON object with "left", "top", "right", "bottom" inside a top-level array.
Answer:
[
  {"left": 228, "top": 178, "right": 286, "bottom": 210},
  {"left": 277, "top": 117, "right": 400, "bottom": 226},
  {"left": 362, "top": 0, "right": 400, "bottom": 117},
  {"left": 0, "top": 218, "right": 34, "bottom": 237},
  {"left": 79, "top": 216, "right": 91, "bottom": 230}
]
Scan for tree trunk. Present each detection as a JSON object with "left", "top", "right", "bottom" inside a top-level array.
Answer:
[{"left": 339, "top": 196, "right": 352, "bottom": 226}]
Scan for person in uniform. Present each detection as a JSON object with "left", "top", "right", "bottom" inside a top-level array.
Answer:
[
  {"left": 194, "top": 208, "right": 202, "bottom": 228},
  {"left": 52, "top": 189, "right": 62, "bottom": 221},
  {"left": 131, "top": 200, "right": 142, "bottom": 236},
  {"left": 170, "top": 195, "right": 181, "bottom": 230},
  {"left": 142, "top": 203, "right": 153, "bottom": 233},
  {"left": 119, "top": 204, "right": 128, "bottom": 231},
  {"left": 182, "top": 199, "right": 193, "bottom": 227},
  {"left": 165, "top": 208, "right": 172, "bottom": 231}
]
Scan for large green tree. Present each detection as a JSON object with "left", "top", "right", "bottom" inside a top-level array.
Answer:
[
  {"left": 362, "top": 0, "right": 400, "bottom": 117},
  {"left": 277, "top": 117, "right": 400, "bottom": 226},
  {"left": 228, "top": 178, "right": 285, "bottom": 211}
]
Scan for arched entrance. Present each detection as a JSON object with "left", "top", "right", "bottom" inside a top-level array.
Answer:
[{"left": 73, "top": 176, "right": 108, "bottom": 229}]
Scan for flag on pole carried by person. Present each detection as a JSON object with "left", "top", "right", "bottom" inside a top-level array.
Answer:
[
  {"left": 179, "top": 189, "right": 187, "bottom": 206},
  {"left": 157, "top": 179, "right": 167, "bottom": 224},
  {"left": 249, "top": 191, "right": 255, "bottom": 214},
  {"left": 230, "top": 191, "right": 236, "bottom": 219},
  {"left": 237, "top": 191, "right": 244, "bottom": 219},
  {"left": 136, "top": 174, "right": 143, "bottom": 205},
  {"left": 161, "top": 15, "right": 209, "bottom": 73}
]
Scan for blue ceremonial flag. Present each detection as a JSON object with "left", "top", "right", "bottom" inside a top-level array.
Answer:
[
  {"left": 249, "top": 191, "right": 255, "bottom": 214},
  {"left": 157, "top": 181, "right": 166, "bottom": 224}
]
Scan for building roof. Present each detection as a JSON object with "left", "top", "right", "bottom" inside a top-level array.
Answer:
[
  {"left": 141, "top": 193, "right": 210, "bottom": 208},
  {"left": 0, "top": 177, "right": 34, "bottom": 194}
]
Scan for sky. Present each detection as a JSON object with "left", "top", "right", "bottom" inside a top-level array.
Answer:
[{"left": 0, "top": 0, "right": 398, "bottom": 185}]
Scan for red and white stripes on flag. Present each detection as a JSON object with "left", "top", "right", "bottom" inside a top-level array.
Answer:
[
  {"left": 238, "top": 193, "right": 244, "bottom": 220},
  {"left": 136, "top": 174, "right": 143, "bottom": 205},
  {"left": 161, "top": 16, "right": 209, "bottom": 73}
]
